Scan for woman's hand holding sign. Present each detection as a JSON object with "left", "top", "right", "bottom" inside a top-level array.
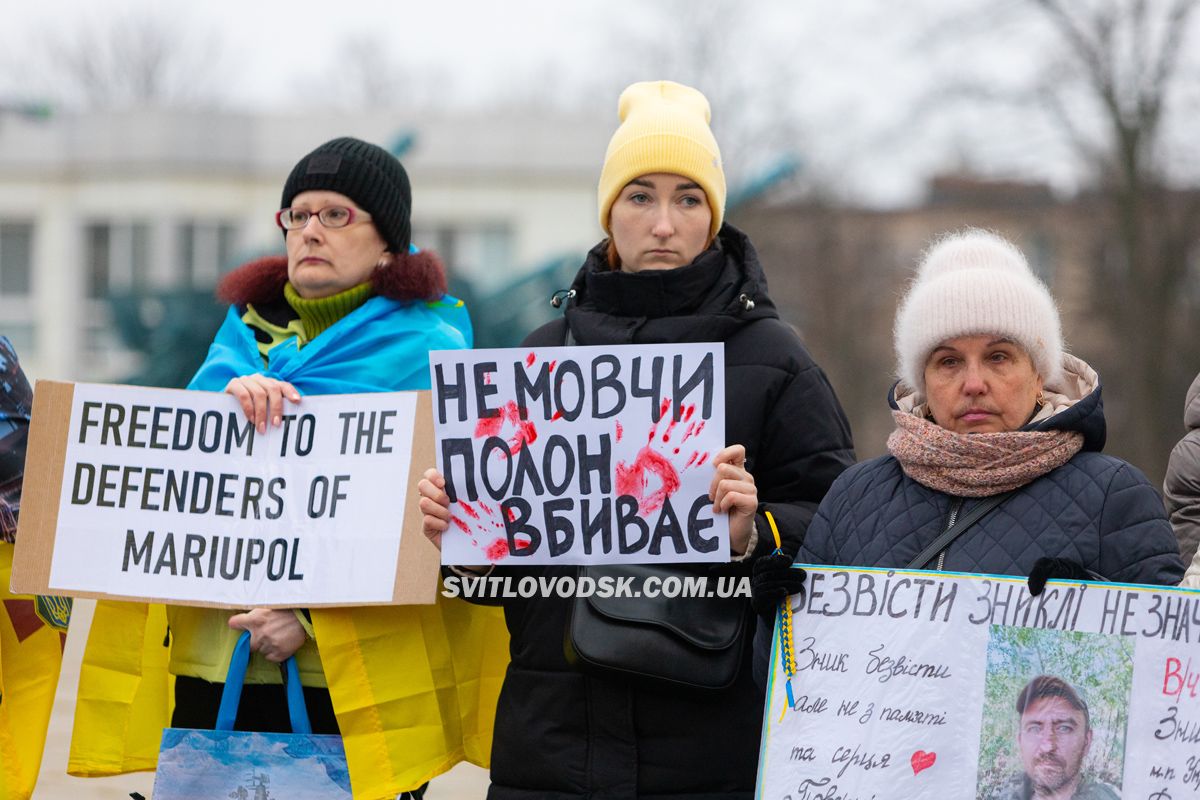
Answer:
[
  {"left": 224, "top": 373, "right": 301, "bottom": 434},
  {"left": 710, "top": 444, "right": 758, "bottom": 557},
  {"left": 418, "top": 468, "right": 452, "bottom": 551}
]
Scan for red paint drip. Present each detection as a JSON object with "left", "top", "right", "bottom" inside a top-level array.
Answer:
[
  {"left": 698, "top": 452, "right": 710, "bottom": 466},
  {"left": 525, "top": 352, "right": 536, "bottom": 367},
  {"left": 694, "top": 420, "right": 706, "bottom": 437},
  {"left": 458, "top": 502, "right": 480, "bottom": 520},
  {"left": 684, "top": 404, "right": 695, "bottom": 422},
  {"left": 659, "top": 397, "right": 672, "bottom": 419},
  {"left": 674, "top": 448, "right": 680, "bottom": 454},
  {"left": 661, "top": 416, "right": 677, "bottom": 443},
  {"left": 452, "top": 517, "right": 471, "bottom": 533},
  {"left": 686, "top": 452, "right": 699, "bottom": 468},
  {"left": 514, "top": 535, "right": 532, "bottom": 551},
  {"left": 506, "top": 506, "right": 517, "bottom": 522},
  {"left": 616, "top": 421, "right": 624, "bottom": 442},
  {"left": 615, "top": 447, "right": 682, "bottom": 515},
  {"left": 682, "top": 422, "right": 696, "bottom": 442},
  {"left": 548, "top": 360, "right": 557, "bottom": 371},
  {"left": 485, "top": 539, "right": 510, "bottom": 561},
  {"left": 551, "top": 410, "right": 564, "bottom": 421},
  {"left": 484, "top": 372, "right": 493, "bottom": 385},
  {"left": 479, "top": 501, "right": 495, "bottom": 516}
]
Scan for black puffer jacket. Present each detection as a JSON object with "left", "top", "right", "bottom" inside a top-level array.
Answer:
[
  {"left": 483, "top": 225, "right": 855, "bottom": 800},
  {"left": 798, "top": 357, "right": 1185, "bottom": 584}
]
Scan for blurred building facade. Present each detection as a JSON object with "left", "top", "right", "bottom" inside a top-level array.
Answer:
[{"left": 0, "top": 109, "right": 607, "bottom": 382}]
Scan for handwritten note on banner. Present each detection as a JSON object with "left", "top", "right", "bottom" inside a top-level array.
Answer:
[
  {"left": 31, "top": 383, "right": 425, "bottom": 607},
  {"left": 429, "top": 343, "right": 727, "bottom": 565},
  {"left": 758, "top": 567, "right": 1200, "bottom": 800}
]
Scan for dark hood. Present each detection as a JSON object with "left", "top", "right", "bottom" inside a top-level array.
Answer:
[{"left": 562, "top": 223, "right": 779, "bottom": 346}]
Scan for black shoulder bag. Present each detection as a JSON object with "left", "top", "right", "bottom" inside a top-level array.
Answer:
[
  {"left": 567, "top": 564, "right": 748, "bottom": 689},
  {"left": 559, "top": 325, "right": 748, "bottom": 689}
]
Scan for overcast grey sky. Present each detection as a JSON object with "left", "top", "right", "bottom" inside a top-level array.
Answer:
[{"left": 3, "top": 0, "right": 1197, "bottom": 205}]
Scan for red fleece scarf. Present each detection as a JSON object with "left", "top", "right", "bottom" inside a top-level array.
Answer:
[{"left": 216, "top": 251, "right": 448, "bottom": 307}]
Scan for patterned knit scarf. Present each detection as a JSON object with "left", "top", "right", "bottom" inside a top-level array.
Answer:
[{"left": 886, "top": 411, "right": 1084, "bottom": 496}]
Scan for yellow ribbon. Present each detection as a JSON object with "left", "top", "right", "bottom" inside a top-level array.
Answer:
[{"left": 765, "top": 511, "right": 797, "bottom": 722}]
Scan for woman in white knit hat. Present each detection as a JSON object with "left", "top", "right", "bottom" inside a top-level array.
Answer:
[
  {"left": 419, "top": 80, "right": 855, "bottom": 799},
  {"left": 754, "top": 229, "right": 1183, "bottom": 633}
]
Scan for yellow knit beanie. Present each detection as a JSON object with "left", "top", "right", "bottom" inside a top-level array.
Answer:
[{"left": 597, "top": 80, "right": 726, "bottom": 240}]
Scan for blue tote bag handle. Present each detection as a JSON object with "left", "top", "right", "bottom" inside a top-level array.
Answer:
[{"left": 214, "top": 630, "right": 313, "bottom": 734}]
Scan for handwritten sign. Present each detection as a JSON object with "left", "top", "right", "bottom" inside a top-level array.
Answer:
[
  {"left": 12, "top": 381, "right": 440, "bottom": 607},
  {"left": 429, "top": 344, "right": 727, "bottom": 565},
  {"left": 757, "top": 567, "right": 1200, "bottom": 800}
]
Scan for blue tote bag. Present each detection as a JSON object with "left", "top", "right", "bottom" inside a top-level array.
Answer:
[{"left": 152, "top": 631, "right": 352, "bottom": 799}]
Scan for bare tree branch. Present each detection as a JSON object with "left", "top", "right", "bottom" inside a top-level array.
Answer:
[{"left": 8, "top": 11, "right": 228, "bottom": 109}]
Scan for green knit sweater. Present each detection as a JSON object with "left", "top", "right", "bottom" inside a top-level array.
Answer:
[{"left": 242, "top": 281, "right": 373, "bottom": 363}]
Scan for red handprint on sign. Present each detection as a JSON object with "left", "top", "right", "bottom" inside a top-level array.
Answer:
[
  {"left": 453, "top": 499, "right": 532, "bottom": 562},
  {"left": 615, "top": 397, "right": 710, "bottom": 516}
]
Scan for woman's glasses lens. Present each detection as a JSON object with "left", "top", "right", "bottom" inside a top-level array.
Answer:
[{"left": 276, "top": 207, "right": 356, "bottom": 230}]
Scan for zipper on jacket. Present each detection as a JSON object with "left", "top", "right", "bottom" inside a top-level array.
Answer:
[{"left": 935, "top": 498, "right": 965, "bottom": 571}]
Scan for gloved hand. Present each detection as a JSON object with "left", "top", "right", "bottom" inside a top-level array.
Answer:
[
  {"left": 751, "top": 552, "right": 806, "bottom": 621},
  {"left": 1028, "top": 557, "right": 1094, "bottom": 596}
]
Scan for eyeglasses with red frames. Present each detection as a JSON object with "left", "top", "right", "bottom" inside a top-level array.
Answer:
[{"left": 275, "top": 206, "right": 373, "bottom": 230}]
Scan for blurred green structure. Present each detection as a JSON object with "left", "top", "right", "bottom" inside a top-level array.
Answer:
[
  {"left": 109, "top": 289, "right": 226, "bottom": 388},
  {"left": 451, "top": 253, "right": 581, "bottom": 349}
]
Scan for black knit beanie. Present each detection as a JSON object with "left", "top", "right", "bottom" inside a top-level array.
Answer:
[{"left": 280, "top": 137, "right": 412, "bottom": 253}]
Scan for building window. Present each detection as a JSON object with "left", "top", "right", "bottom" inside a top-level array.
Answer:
[
  {"left": 81, "top": 220, "right": 153, "bottom": 381},
  {"left": 85, "top": 225, "right": 110, "bottom": 298},
  {"left": 85, "top": 221, "right": 151, "bottom": 297},
  {"left": 0, "top": 222, "right": 35, "bottom": 357},
  {"left": 411, "top": 223, "right": 514, "bottom": 287},
  {"left": 177, "top": 221, "right": 239, "bottom": 286},
  {"left": 0, "top": 222, "right": 33, "bottom": 297}
]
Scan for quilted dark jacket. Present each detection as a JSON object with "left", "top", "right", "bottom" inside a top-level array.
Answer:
[
  {"left": 798, "top": 359, "right": 1185, "bottom": 585},
  {"left": 480, "top": 225, "right": 855, "bottom": 800}
]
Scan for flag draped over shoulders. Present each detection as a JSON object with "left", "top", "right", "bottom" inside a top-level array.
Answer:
[{"left": 189, "top": 293, "right": 473, "bottom": 394}]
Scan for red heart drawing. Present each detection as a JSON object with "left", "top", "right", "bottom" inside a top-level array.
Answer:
[{"left": 911, "top": 750, "right": 936, "bottom": 776}]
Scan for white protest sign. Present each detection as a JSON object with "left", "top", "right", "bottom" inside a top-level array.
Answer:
[
  {"left": 429, "top": 343, "right": 727, "bottom": 565},
  {"left": 13, "top": 381, "right": 439, "bottom": 607},
  {"left": 758, "top": 567, "right": 1200, "bottom": 800}
]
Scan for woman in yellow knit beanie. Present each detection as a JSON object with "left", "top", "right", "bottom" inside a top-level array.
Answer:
[
  {"left": 420, "top": 81, "right": 854, "bottom": 799},
  {"left": 597, "top": 81, "right": 727, "bottom": 242}
]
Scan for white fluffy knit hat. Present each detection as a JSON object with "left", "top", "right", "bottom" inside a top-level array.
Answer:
[{"left": 894, "top": 229, "right": 1064, "bottom": 393}]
